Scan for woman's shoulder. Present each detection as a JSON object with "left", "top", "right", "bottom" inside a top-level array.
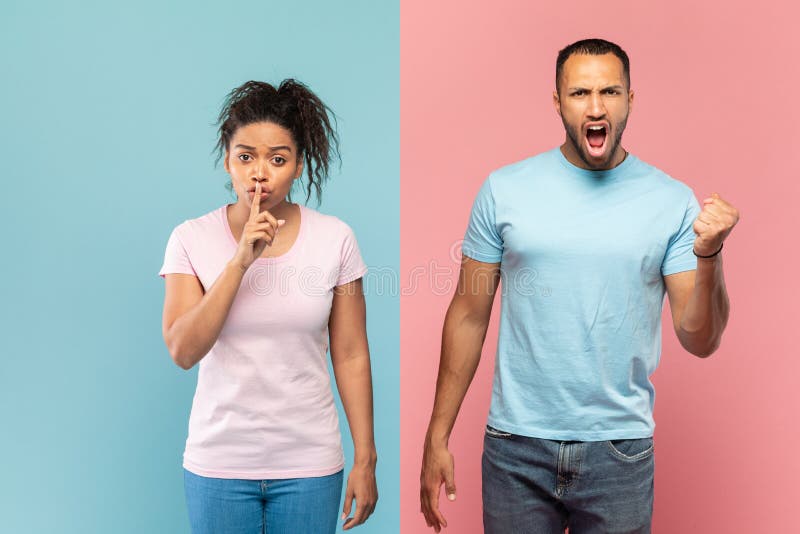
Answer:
[
  {"left": 170, "top": 205, "right": 228, "bottom": 237},
  {"left": 299, "top": 204, "right": 357, "bottom": 239}
]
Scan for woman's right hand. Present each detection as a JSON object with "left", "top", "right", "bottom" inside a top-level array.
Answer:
[{"left": 230, "top": 181, "right": 285, "bottom": 272}]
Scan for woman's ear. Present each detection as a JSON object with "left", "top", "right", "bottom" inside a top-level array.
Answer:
[
  {"left": 223, "top": 151, "right": 230, "bottom": 173},
  {"left": 295, "top": 158, "right": 304, "bottom": 179}
]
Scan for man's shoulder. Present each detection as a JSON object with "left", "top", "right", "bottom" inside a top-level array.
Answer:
[
  {"left": 487, "top": 148, "right": 559, "bottom": 183},
  {"left": 629, "top": 156, "right": 695, "bottom": 197}
]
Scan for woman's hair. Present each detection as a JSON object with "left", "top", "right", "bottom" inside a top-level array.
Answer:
[{"left": 214, "top": 79, "right": 339, "bottom": 203}]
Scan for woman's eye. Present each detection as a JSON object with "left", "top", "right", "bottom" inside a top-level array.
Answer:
[
  {"left": 238, "top": 154, "right": 252, "bottom": 162},
  {"left": 272, "top": 156, "right": 286, "bottom": 165}
]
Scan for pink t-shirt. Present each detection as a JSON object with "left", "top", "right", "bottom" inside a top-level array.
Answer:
[{"left": 159, "top": 204, "right": 367, "bottom": 479}]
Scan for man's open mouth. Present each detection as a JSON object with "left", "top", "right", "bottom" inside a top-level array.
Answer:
[{"left": 585, "top": 124, "right": 608, "bottom": 158}]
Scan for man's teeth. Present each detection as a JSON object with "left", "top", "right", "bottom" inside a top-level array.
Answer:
[{"left": 588, "top": 126, "right": 605, "bottom": 131}]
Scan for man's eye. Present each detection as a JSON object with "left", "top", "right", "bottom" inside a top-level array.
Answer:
[{"left": 572, "top": 90, "right": 585, "bottom": 96}]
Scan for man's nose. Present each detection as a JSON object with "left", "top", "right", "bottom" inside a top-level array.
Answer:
[{"left": 587, "top": 92, "right": 606, "bottom": 118}]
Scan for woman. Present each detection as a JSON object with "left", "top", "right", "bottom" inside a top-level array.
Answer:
[{"left": 159, "top": 79, "right": 377, "bottom": 533}]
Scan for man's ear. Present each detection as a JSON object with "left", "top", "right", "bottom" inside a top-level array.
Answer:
[
  {"left": 628, "top": 89, "right": 635, "bottom": 113},
  {"left": 553, "top": 90, "right": 562, "bottom": 117}
]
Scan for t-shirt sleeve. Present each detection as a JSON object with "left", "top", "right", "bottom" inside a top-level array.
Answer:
[
  {"left": 461, "top": 177, "right": 503, "bottom": 263},
  {"left": 335, "top": 226, "right": 368, "bottom": 286},
  {"left": 661, "top": 191, "right": 701, "bottom": 276},
  {"left": 158, "top": 225, "right": 197, "bottom": 278}
]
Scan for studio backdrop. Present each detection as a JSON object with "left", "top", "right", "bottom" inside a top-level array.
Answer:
[
  {"left": 400, "top": 1, "right": 799, "bottom": 532},
  {"left": 1, "top": 1, "right": 399, "bottom": 533}
]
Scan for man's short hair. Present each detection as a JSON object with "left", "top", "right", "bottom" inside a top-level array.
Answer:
[{"left": 556, "top": 38, "right": 630, "bottom": 93}]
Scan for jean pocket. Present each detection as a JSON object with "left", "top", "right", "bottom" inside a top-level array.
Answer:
[
  {"left": 606, "top": 437, "right": 654, "bottom": 461},
  {"left": 485, "top": 425, "right": 513, "bottom": 439}
]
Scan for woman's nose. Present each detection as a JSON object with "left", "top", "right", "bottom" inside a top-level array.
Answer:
[{"left": 254, "top": 163, "right": 269, "bottom": 181}]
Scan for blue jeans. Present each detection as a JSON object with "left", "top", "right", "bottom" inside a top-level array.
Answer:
[
  {"left": 482, "top": 426, "right": 654, "bottom": 534},
  {"left": 183, "top": 468, "right": 343, "bottom": 534}
]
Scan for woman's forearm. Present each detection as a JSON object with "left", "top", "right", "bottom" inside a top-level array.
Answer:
[
  {"left": 166, "top": 261, "right": 246, "bottom": 369},
  {"left": 332, "top": 352, "right": 377, "bottom": 466}
]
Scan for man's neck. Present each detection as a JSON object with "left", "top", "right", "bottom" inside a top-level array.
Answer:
[{"left": 559, "top": 141, "right": 627, "bottom": 171}]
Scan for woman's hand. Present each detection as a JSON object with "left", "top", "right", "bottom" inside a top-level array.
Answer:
[
  {"left": 342, "top": 460, "right": 378, "bottom": 530},
  {"left": 230, "top": 181, "right": 285, "bottom": 271},
  {"left": 329, "top": 279, "right": 376, "bottom": 528}
]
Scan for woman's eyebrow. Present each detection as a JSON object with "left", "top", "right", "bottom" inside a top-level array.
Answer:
[{"left": 233, "top": 143, "right": 293, "bottom": 152}]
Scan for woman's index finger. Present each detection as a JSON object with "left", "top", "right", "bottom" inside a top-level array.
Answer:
[{"left": 249, "top": 182, "right": 261, "bottom": 220}]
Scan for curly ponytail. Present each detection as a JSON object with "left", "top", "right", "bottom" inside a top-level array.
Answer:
[{"left": 214, "top": 79, "right": 340, "bottom": 204}]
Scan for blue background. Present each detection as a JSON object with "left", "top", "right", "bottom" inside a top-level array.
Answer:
[{"left": 0, "top": 1, "right": 398, "bottom": 532}]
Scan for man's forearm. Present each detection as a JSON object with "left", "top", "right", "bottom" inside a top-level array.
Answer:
[
  {"left": 426, "top": 304, "right": 489, "bottom": 445},
  {"left": 678, "top": 255, "right": 730, "bottom": 356}
]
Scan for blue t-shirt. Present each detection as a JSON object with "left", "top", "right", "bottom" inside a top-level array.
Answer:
[{"left": 462, "top": 147, "right": 700, "bottom": 440}]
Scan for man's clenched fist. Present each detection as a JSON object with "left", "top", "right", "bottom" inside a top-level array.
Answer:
[{"left": 693, "top": 193, "right": 739, "bottom": 256}]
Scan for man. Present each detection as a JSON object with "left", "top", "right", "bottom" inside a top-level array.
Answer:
[{"left": 419, "top": 38, "right": 739, "bottom": 533}]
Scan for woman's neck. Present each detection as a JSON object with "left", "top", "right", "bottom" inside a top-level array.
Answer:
[{"left": 228, "top": 198, "right": 298, "bottom": 229}]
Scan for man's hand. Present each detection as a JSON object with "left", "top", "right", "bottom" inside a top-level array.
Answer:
[
  {"left": 420, "top": 437, "right": 457, "bottom": 532},
  {"left": 693, "top": 192, "right": 740, "bottom": 256},
  {"left": 419, "top": 257, "right": 499, "bottom": 531}
]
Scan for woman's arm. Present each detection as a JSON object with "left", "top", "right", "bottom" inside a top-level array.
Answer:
[
  {"left": 161, "top": 263, "right": 246, "bottom": 369},
  {"left": 162, "top": 183, "right": 283, "bottom": 370},
  {"left": 329, "top": 278, "right": 378, "bottom": 530}
]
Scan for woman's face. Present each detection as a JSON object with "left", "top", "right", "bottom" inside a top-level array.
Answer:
[{"left": 224, "top": 121, "right": 303, "bottom": 210}]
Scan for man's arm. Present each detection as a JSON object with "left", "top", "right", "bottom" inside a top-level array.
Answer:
[
  {"left": 665, "top": 257, "right": 729, "bottom": 357},
  {"left": 665, "top": 192, "right": 739, "bottom": 357},
  {"left": 420, "top": 256, "right": 501, "bottom": 532}
]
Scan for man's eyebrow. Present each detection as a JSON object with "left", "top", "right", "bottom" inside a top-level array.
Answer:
[
  {"left": 566, "top": 85, "right": 625, "bottom": 92},
  {"left": 233, "top": 144, "right": 293, "bottom": 152}
]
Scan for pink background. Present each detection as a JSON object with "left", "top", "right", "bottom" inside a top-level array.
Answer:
[{"left": 401, "top": 1, "right": 799, "bottom": 532}]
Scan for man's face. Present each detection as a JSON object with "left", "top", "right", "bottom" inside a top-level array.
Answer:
[{"left": 554, "top": 53, "right": 634, "bottom": 170}]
